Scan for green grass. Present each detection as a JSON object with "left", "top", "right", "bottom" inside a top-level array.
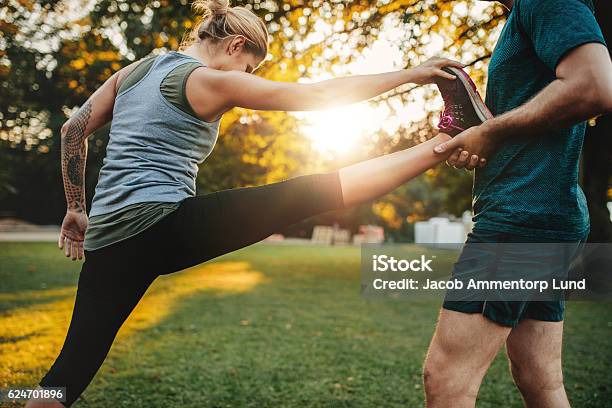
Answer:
[{"left": 1, "top": 243, "right": 611, "bottom": 407}]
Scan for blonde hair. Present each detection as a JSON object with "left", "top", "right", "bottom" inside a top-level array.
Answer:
[{"left": 181, "top": 0, "right": 269, "bottom": 58}]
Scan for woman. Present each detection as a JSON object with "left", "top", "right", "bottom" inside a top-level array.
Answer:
[{"left": 28, "top": 0, "right": 470, "bottom": 406}]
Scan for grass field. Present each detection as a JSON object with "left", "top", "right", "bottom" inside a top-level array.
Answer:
[{"left": 1, "top": 242, "right": 611, "bottom": 407}]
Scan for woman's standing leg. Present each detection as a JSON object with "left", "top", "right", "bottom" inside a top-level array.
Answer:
[{"left": 27, "top": 238, "right": 160, "bottom": 407}]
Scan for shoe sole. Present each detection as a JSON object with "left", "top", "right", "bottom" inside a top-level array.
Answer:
[{"left": 442, "top": 67, "right": 494, "bottom": 122}]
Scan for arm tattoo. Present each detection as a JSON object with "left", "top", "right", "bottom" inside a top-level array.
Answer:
[{"left": 61, "top": 101, "right": 92, "bottom": 213}]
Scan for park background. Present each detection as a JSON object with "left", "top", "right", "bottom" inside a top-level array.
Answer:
[
  {"left": 1, "top": 0, "right": 611, "bottom": 407},
  {"left": 1, "top": 0, "right": 609, "bottom": 242}
]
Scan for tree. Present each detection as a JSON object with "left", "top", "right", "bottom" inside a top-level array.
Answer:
[
  {"left": 1, "top": 0, "right": 505, "bottom": 234},
  {"left": 582, "top": 0, "right": 612, "bottom": 243}
]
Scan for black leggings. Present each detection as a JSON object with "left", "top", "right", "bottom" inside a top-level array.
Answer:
[{"left": 40, "top": 172, "right": 344, "bottom": 407}]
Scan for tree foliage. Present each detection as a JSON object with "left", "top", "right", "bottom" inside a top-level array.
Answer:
[{"left": 1, "top": 0, "right": 508, "bottom": 235}]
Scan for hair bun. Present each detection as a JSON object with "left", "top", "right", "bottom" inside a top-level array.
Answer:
[{"left": 193, "top": 0, "right": 229, "bottom": 16}]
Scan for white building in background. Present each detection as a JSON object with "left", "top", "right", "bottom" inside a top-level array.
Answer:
[
  {"left": 311, "top": 225, "right": 353, "bottom": 245},
  {"left": 352, "top": 225, "right": 385, "bottom": 245},
  {"left": 415, "top": 212, "right": 473, "bottom": 244},
  {"left": 311, "top": 225, "right": 334, "bottom": 245}
]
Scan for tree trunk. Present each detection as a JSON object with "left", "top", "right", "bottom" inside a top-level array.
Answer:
[
  {"left": 583, "top": 0, "right": 612, "bottom": 242},
  {"left": 569, "top": 1, "right": 612, "bottom": 296}
]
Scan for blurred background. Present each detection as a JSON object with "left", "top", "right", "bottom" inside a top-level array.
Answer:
[
  {"left": 1, "top": 3, "right": 611, "bottom": 406},
  {"left": 0, "top": 0, "right": 610, "bottom": 243}
]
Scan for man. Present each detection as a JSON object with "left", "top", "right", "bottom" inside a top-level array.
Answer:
[{"left": 427, "top": 0, "right": 612, "bottom": 407}]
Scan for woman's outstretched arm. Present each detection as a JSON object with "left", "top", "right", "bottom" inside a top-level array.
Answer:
[{"left": 189, "top": 57, "right": 463, "bottom": 119}]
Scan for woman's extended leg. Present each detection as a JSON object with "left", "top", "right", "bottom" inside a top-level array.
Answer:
[
  {"left": 338, "top": 133, "right": 452, "bottom": 207},
  {"left": 166, "top": 133, "right": 453, "bottom": 268}
]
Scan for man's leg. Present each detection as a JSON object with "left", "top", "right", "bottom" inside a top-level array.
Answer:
[
  {"left": 506, "top": 319, "right": 568, "bottom": 408},
  {"left": 504, "top": 240, "right": 577, "bottom": 407},
  {"left": 423, "top": 309, "right": 511, "bottom": 408}
]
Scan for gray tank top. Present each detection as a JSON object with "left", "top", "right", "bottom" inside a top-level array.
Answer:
[{"left": 89, "top": 51, "right": 220, "bottom": 217}]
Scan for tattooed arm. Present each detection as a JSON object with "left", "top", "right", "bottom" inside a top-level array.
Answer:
[
  {"left": 61, "top": 101, "right": 93, "bottom": 214},
  {"left": 58, "top": 80, "right": 115, "bottom": 260},
  {"left": 59, "top": 60, "right": 144, "bottom": 260}
]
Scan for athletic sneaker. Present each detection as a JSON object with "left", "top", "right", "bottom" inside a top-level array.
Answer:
[{"left": 434, "top": 66, "right": 493, "bottom": 136}]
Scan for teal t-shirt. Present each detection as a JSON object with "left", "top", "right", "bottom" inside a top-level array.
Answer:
[{"left": 475, "top": 0, "right": 606, "bottom": 240}]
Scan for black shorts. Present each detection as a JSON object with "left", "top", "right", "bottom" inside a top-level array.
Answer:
[
  {"left": 40, "top": 172, "right": 344, "bottom": 406},
  {"left": 443, "top": 228, "right": 587, "bottom": 327}
]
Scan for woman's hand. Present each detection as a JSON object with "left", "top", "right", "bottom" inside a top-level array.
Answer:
[
  {"left": 408, "top": 57, "right": 465, "bottom": 85},
  {"left": 58, "top": 210, "right": 88, "bottom": 261}
]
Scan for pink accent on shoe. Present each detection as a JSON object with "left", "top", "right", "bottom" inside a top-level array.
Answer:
[{"left": 438, "top": 112, "right": 466, "bottom": 133}]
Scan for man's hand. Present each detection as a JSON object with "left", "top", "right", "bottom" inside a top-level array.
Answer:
[
  {"left": 433, "top": 124, "right": 496, "bottom": 170},
  {"left": 58, "top": 210, "right": 88, "bottom": 260}
]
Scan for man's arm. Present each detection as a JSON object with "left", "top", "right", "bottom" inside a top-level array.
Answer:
[
  {"left": 434, "top": 0, "right": 612, "bottom": 169},
  {"left": 433, "top": 42, "right": 612, "bottom": 168},
  {"left": 483, "top": 43, "right": 612, "bottom": 139}
]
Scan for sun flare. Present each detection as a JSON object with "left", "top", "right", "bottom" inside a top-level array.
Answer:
[
  {"left": 295, "top": 26, "right": 428, "bottom": 156},
  {"left": 300, "top": 103, "right": 389, "bottom": 155}
]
